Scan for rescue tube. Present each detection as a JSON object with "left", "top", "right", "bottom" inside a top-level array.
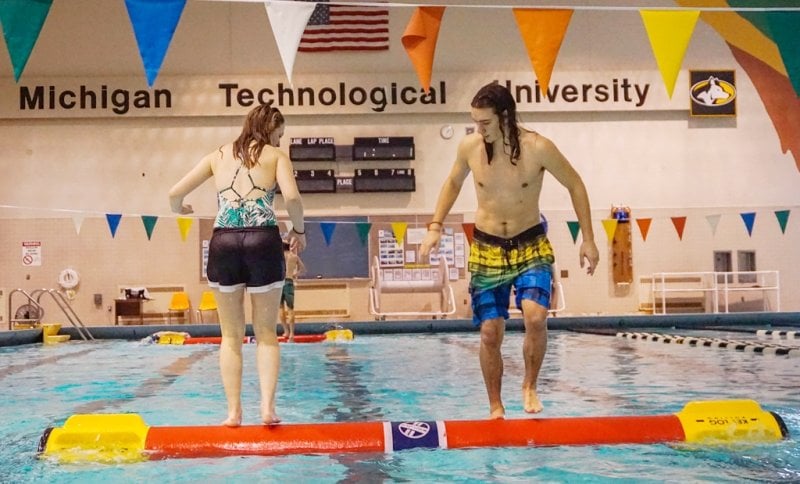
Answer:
[{"left": 39, "top": 399, "right": 787, "bottom": 464}]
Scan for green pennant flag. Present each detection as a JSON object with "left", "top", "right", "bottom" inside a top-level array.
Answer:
[
  {"left": 356, "top": 222, "right": 372, "bottom": 246},
  {"left": 774, "top": 209, "right": 790, "bottom": 234},
  {"left": 141, "top": 215, "right": 158, "bottom": 240},
  {"left": 0, "top": 0, "right": 53, "bottom": 82},
  {"left": 566, "top": 220, "right": 580, "bottom": 244},
  {"left": 765, "top": 11, "right": 800, "bottom": 97}
]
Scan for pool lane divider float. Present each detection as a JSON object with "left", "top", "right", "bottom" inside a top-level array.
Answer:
[
  {"left": 147, "top": 329, "right": 354, "bottom": 345},
  {"left": 618, "top": 332, "right": 800, "bottom": 357},
  {"left": 39, "top": 399, "right": 788, "bottom": 463}
]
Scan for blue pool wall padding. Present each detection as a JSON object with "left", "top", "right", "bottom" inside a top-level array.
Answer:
[{"left": 2, "top": 311, "right": 799, "bottom": 347}]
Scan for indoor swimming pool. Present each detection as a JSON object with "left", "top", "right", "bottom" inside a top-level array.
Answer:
[{"left": 2, "top": 329, "right": 798, "bottom": 482}]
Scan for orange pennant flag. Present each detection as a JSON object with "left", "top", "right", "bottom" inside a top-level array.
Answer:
[
  {"left": 635, "top": 218, "right": 652, "bottom": 241},
  {"left": 671, "top": 216, "right": 687, "bottom": 240},
  {"left": 601, "top": 219, "right": 618, "bottom": 242},
  {"left": 512, "top": 9, "right": 573, "bottom": 95},
  {"left": 391, "top": 222, "right": 408, "bottom": 246},
  {"left": 402, "top": 7, "right": 446, "bottom": 94}
]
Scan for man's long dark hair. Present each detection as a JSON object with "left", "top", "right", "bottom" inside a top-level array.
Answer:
[{"left": 470, "top": 81, "right": 521, "bottom": 165}]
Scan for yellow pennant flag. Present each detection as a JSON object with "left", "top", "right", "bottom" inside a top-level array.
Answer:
[
  {"left": 601, "top": 219, "right": 618, "bottom": 242},
  {"left": 177, "top": 217, "right": 193, "bottom": 242},
  {"left": 512, "top": 9, "right": 573, "bottom": 95},
  {"left": 640, "top": 10, "right": 700, "bottom": 98},
  {"left": 391, "top": 222, "right": 408, "bottom": 246}
]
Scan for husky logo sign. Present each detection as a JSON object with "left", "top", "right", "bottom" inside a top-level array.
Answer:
[{"left": 690, "top": 70, "right": 736, "bottom": 117}]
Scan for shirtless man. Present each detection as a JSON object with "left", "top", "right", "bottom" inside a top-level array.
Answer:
[
  {"left": 420, "top": 82, "right": 599, "bottom": 419},
  {"left": 280, "top": 241, "right": 306, "bottom": 342}
]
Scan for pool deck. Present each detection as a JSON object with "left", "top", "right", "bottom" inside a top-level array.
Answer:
[{"left": 3, "top": 312, "right": 799, "bottom": 347}]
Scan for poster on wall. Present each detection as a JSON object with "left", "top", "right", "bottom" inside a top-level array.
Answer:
[
  {"left": 378, "top": 231, "right": 404, "bottom": 267},
  {"left": 689, "top": 70, "right": 736, "bottom": 117},
  {"left": 21, "top": 241, "right": 42, "bottom": 267}
]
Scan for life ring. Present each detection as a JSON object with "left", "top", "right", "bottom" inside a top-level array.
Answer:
[{"left": 58, "top": 268, "right": 80, "bottom": 290}]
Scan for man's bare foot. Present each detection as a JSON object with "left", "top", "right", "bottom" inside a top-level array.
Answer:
[
  {"left": 489, "top": 404, "right": 506, "bottom": 420},
  {"left": 523, "top": 387, "right": 544, "bottom": 414}
]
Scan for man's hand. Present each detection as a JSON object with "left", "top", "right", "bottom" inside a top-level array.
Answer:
[
  {"left": 579, "top": 240, "right": 599, "bottom": 275},
  {"left": 419, "top": 229, "right": 442, "bottom": 260}
]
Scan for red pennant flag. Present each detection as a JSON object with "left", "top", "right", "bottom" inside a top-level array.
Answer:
[
  {"left": 461, "top": 223, "right": 475, "bottom": 245},
  {"left": 671, "top": 216, "right": 687, "bottom": 240}
]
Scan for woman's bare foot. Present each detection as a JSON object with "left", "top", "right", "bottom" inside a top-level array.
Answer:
[
  {"left": 489, "top": 403, "right": 506, "bottom": 420},
  {"left": 523, "top": 386, "right": 544, "bottom": 414},
  {"left": 222, "top": 413, "right": 242, "bottom": 427},
  {"left": 262, "top": 404, "right": 281, "bottom": 425}
]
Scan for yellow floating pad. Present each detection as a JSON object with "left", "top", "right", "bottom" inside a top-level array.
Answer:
[
  {"left": 325, "top": 329, "right": 354, "bottom": 341},
  {"left": 676, "top": 399, "right": 787, "bottom": 444},
  {"left": 44, "top": 334, "right": 71, "bottom": 345},
  {"left": 42, "top": 324, "right": 62, "bottom": 336},
  {"left": 43, "top": 414, "right": 150, "bottom": 463},
  {"left": 156, "top": 332, "right": 188, "bottom": 345}
]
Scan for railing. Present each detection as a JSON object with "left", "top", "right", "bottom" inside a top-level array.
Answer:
[
  {"left": 648, "top": 271, "right": 780, "bottom": 315},
  {"left": 8, "top": 288, "right": 44, "bottom": 330},
  {"left": 31, "top": 288, "right": 94, "bottom": 340}
]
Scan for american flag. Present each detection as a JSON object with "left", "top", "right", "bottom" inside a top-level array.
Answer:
[{"left": 298, "top": 1, "right": 389, "bottom": 53}]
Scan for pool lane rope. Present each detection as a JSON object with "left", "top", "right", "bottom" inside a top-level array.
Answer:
[
  {"left": 756, "top": 329, "right": 798, "bottom": 340},
  {"left": 39, "top": 399, "right": 788, "bottom": 463},
  {"left": 618, "top": 332, "right": 800, "bottom": 357}
]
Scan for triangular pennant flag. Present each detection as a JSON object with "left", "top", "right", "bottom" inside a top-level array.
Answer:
[
  {"left": 391, "top": 222, "right": 408, "bottom": 246},
  {"left": 601, "top": 219, "right": 618, "bottom": 242},
  {"left": 124, "top": 0, "right": 186, "bottom": 87},
  {"left": 0, "top": 0, "right": 53, "bottom": 82},
  {"left": 72, "top": 215, "right": 84, "bottom": 235},
  {"left": 635, "top": 218, "right": 652, "bottom": 242},
  {"left": 512, "top": 9, "right": 573, "bottom": 95},
  {"left": 402, "top": 6, "right": 446, "bottom": 94},
  {"left": 356, "top": 222, "right": 372, "bottom": 246},
  {"left": 106, "top": 213, "right": 122, "bottom": 238},
  {"left": 774, "top": 209, "right": 790, "bottom": 234},
  {"left": 640, "top": 10, "right": 700, "bottom": 98},
  {"left": 462, "top": 222, "right": 475, "bottom": 245},
  {"left": 320, "top": 222, "right": 336, "bottom": 246},
  {"left": 765, "top": 11, "right": 800, "bottom": 97},
  {"left": 739, "top": 212, "right": 756, "bottom": 237},
  {"left": 566, "top": 221, "right": 581, "bottom": 244},
  {"left": 265, "top": 1, "right": 316, "bottom": 86},
  {"left": 176, "top": 217, "right": 193, "bottom": 242},
  {"left": 141, "top": 215, "right": 158, "bottom": 240},
  {"left": 705, "top": 214, "right": 721, "bottom": 236},
  {"left": 671, "top": 216, "right": 687, "bottom": 240}
]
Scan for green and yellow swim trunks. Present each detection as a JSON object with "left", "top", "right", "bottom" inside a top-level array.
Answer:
[{"left": 468, "top": 223, "right": 555, "bottom": 325}]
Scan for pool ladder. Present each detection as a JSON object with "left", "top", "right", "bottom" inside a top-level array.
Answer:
[{"left": 8, "top": 288, "right": 94, "bottom": 341}]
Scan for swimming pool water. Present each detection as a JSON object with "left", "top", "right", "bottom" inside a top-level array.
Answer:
[{"left": 2, "top": 330, "right": 798, "bottom": 482}]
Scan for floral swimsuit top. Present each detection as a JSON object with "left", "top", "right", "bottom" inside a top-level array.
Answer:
[{"left": 213, "top": 154, "right": 277, "bottom": 229}]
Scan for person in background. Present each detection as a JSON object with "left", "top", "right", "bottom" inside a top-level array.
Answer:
[
  {"left": 420, "top": 82, "right": 599, "bottom": 419},
  {"left": 169, "top": 103, "right": 305, "bottom": 426},
  {"left": 280, "top": 240, "right": 306, "bottom": 342}
]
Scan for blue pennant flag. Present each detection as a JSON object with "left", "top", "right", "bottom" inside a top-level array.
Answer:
[{"left": 124, "top": 0, "right": 186, "bottom": 87}]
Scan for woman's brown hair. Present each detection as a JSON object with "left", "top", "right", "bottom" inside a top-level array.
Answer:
[{"left": 232, "top": 102, "right": 285, "bottom": 169}]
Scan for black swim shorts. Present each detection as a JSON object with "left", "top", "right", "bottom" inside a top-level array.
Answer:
[{"left": 207, "top": 227, "right": 285, "bottom": 293}]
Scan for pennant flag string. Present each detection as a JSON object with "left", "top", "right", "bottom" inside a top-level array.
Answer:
[{"left": 197, "top": 1, "right": 800, "bottom": 12}]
